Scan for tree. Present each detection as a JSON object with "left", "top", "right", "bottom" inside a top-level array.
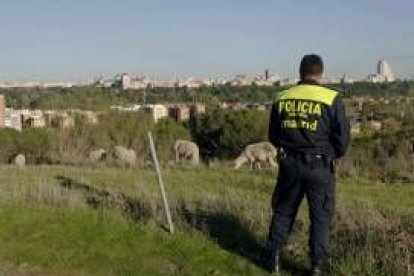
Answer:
[{"left": 191, "top": 109, "right": 269, "bottom": 159}]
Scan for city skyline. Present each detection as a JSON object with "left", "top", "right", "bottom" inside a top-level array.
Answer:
[
  {"left": 0, "top": 0, "right": 413, "bottom": 82},
  {"left": 0, "top": 57, "right": 407, "bottom": 81}
]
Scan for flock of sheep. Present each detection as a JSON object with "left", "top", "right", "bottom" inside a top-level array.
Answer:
[
  {"left": 11, "top": 140, "right": 278, "bottom": 170},
  {"left": 172, "top": 140, "right": 278, "bottom": 169},
  {"left": 171, "top": 140, "right": 278, "bottom": 169},
  {"left": 89, "top": 146, "right": 137, "bottom": 167},
  {"left": 87, "top": 142, "right": 202, "bottom": 167},
  {"left": 174, "top": 140, "right": 277, "bottom": 169},
  {"left": 89, "top": 140, "right": 278, "bottom": 170}
]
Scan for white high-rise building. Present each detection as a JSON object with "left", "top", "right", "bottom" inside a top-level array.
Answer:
[
  {"left": 377, "top": 59, "right": 394, "bottom": 82},
  {"left": 367, "top": 59, "right": 395, "bottom": 83}
]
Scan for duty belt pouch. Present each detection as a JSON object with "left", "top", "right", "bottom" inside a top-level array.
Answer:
[
  {"left": 303, "top": 154, "right": 313, "bottom": 169},
  {"left": 277, "top": 148, "right": 287, "bottom": 163},
  {"left": 330, "top": 160, "right": 336, "bottom": 173}
]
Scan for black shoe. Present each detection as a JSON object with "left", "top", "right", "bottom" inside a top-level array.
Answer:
[
  {"left": 310, "top": 264, "right": 322, "bottom": 276},
  {"left": 311, "top": 261, "right": 329, "bottom": 276},
  {"left": 261, "top": 248, "right": 280, "bottom": 273}
]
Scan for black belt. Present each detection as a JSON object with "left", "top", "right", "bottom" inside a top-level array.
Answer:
[{"left": 281, "top": 149, "right": 331, "bottom": 169}]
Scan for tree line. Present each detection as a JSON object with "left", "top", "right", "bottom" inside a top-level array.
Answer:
[{"left": 2, "top": 81, "right": 413, "bottom": 111}]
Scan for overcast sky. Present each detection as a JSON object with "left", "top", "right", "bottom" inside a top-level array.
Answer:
[{"left": 0, "top": 0, "right": 413, "bottom": 81}]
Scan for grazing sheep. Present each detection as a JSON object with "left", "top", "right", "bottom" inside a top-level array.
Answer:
[
  {"left": 14, "top": 154, "right": 26, "bottom": 167},
  {"left": 174, "top": 140, "right": 200, "bottom": 165},
  {"left": 234, "top": 142, "right": 277, "bottom": 170},
  {"left": 89, "top": 149, "right": 107, "bottom": 162},
  {"left": 112, "top": 146, "right": 137, "bottom": 167}
]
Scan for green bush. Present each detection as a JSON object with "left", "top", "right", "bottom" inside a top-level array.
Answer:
[
  {"left": 17, "top": 129, "right": 51, "bottom": 164},
  {"left": 0, "top": 128, "right": 20, "bottom": 163},
  {"left": 153, "top": 118, "right": 191, "bottom": 161},
  {"left": 340, "top": 127, "right": 414, "bottom": 183},
  {"left": 190, "top": 109, "right": 269, "bottom": 159},
  {"left": 0, "top": 128, "right": 52, "bottom": 164}
]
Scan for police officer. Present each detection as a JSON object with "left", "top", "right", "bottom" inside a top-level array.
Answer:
[{"left": 263, "top": 54, "right": 350, "bottom": 275}]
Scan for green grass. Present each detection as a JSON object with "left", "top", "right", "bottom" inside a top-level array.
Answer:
[
  {"left": 0, "top": 206, "right": 264, "bottom": 276},
  {"left": 0, "top": 165, "right": 412, "bottom": 275},
  {"left": 338, "top": 177, "right": 414, "bottom": 209}
]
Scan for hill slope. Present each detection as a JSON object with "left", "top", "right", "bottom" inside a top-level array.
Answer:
[{"left": 0, "top": 166, "right": 412, "bottom": 275}]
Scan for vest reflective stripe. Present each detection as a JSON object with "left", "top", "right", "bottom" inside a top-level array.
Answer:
[{"left": 275, "top": 84, "right": 338, "bottom": 106}]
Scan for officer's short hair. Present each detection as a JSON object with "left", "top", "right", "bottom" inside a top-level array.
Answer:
[{"left": 300, "top": 54, "right": 324, "bottom": 79}]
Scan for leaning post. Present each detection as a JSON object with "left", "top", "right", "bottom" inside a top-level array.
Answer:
[{"left": 147, "top": 131, "right": 175, "bottom": 234}]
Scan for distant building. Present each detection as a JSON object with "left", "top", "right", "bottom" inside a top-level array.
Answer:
[
  {"left": 0, "top": 81, "right": 73, "bottom": 89},
  {"left": 265, "top": 69, "right": 270, "bottom": 81},
  {"left": 121, "top": 74, "right": 148, "bottom": 90},
  {"left": 96, "top": 72, "right": 285, "bottom": 88},
  {"left": 378, "top": 59, "right": 394, "bottom": 80},
  {"left": 367, "top": 74, "right": 387, "bottom": 83},
  {"left": 0, "top": 95, "right": 5, "bottom": 127},
  {"left": 168, "top": 105, "right": 190, "bottom": 122},
  {"left": 367, "top": 59, "right": 395, "bottom": 83},
  {"left": 145, "top": 104, "right": 168, "bottom": 122},
  {"left": 41, "top": 82, "right": 73, "bottom": 88},
  {"left": 350, "top": 122, "right": 361, "bottom": 135},
  {"left": 254, "top": 77, "right": 280, "bottom": 86},
  {"left": 280, "top": 78, "right": 299, "bottom": 86},
  {"left": 181, "top": 78, "right": 211, "bottom": 88},
  {"left": 110, "top": 104, "right": 142, "bottom": 112},
  {"left": 96, "top": 76, "right": 116, "bottom": 88},
  {"left": 5, "top": 109, "right": 22, "bottom": 131},
  {"left": 21, "top": 110, "right": 46, "bottom": 128},
  {"left": 254, "top": 70, "right": 280, "bottom": 86},
  {"left": 150, "top": 78, "right": 178, "bottom": 88},
  {"left": 227, "top": 75, "right": 254, "bottom": 86},
  {"left": 42, "top": 111, "right": 75, "bottom": 129}
]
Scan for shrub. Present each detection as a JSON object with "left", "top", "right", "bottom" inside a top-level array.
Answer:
[
  {"left": 0, "top": 128, "right": 20, "bottom": 163},
  {"left": 153, "top": 118, "right": 191, "bottom": 161},
  {"left": 190, "top": 109, "right": 268, "bottom": 159}
]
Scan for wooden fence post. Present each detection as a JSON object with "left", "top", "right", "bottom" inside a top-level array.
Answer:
[{"left": 147, "top": 131, "right": 175, "bottom": 234}]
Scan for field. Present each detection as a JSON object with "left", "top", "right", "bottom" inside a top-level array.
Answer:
[{"left": 0, "top": 165, "right": 413, "bottom": 275}]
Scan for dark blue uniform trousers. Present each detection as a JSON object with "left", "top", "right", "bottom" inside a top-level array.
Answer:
[{"left": 266, "top": 153, "right": 335, "bottom": 263}]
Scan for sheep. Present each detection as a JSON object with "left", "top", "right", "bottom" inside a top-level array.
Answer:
[
  {"left": 234, "top": 142, "right": 277, "bottom": 170},
  {"left": 174, "top": 140, "right": 200, "bottom": 165},
  {"left": 112, "top": 146, "right": 137, "bottom": 167}
]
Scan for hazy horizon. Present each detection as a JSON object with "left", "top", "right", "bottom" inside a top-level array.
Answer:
[{"left": 0, "top": 0, "right": 413, "bottom": 82}]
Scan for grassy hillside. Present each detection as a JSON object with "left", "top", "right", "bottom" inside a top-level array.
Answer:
[{"left": 0, "top": 166, "right": 412, "bottom": 275}]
